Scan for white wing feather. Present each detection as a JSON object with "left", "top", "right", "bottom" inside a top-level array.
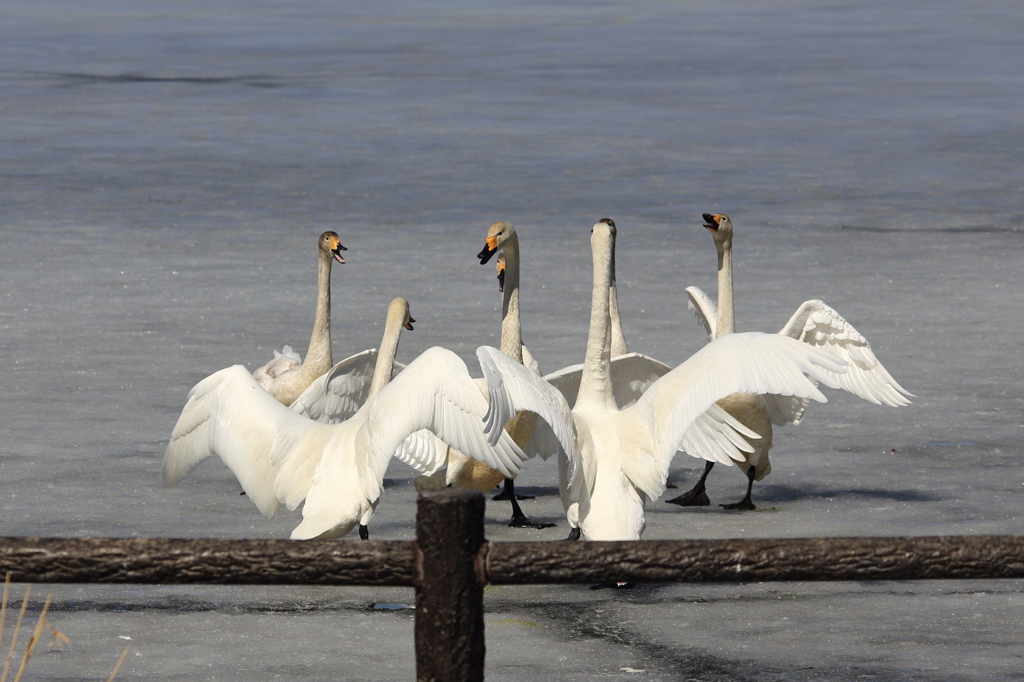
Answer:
[
  {"left": 163, "top": 365, "right": 332, "bottom": 518},
  {"left": 540, "top": 351, "right": 756, "bottom": 471},
  {"left": 355, "top": 347, "right": 529, "bottom": 503},
  {"left": 392, "top": 429, "right": 450, "bottom": 477},
  {"left": 773, "top": 300, "right": 913, "bottom": 422},
  {"left": 477, "top": 347, "right": 577, "bottom": 453},
  {"left": 290, "top": 349, "right": 409, "bottom": 424},
  {"left": 626, "top": 332, "right": 847, "bottom": 499},
  {"left": 544, "top": 352, "right": 673, "bottom": 410},
  {"left": 686, "top": 286, "right": 718, "bottom": 342}
]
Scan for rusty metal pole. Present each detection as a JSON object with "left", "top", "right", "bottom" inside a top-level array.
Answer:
[{"left": 414, "top": 489, "right": 486, "bottom": 682}]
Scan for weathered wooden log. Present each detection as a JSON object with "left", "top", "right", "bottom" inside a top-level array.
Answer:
[
  {"left": 0, "top": 537, "right": 416, "bottom": 586},
  {"left": 414, "top": 490, "right": 486, "bottom": 682},
  {"left": 483, "top": 535, "right": 1024, "bottom": 584}
]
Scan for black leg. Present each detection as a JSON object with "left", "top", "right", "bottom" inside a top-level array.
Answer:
[
  {"left": 358, "top": 524, "right": 369, "bottom": 540},
  {"left": 505, "top": 478, "right": 556, "bottom": 529},
  {"left": 665, "top": 461, "right": 714, "bottom": 506},
  {"left": 492, "top": 477, "right": 534, "bottom": 501},
  {"left": 565, "top": 527, "right": 581, "bottom": 541},
  {"left": 720, "top": 466, "right": 757, "bottom": 511}
]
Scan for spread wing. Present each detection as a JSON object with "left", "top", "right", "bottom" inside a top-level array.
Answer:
[
  {"left": 474, "top": 346, "right": 586, "bottom": 497},
  {"left": 163, "top": 365, "right": 333, "bottom": 518},
  {"left": 290, "top": 349, "right": 409, "bottom": 424},
  {"left": 477, "top": 346, "right": 577, "bottom": 454},
  {"left": 626, "top": 332, "right": 847, "bottom": 499},
  {"left": 686, "top": 286, "right": 718, "bottom": 342},
  {"left": 251, "top": 345, "right": 302, "bottom": 390},
  {"left": 354, "top": 347, "right": 529, "bottom": 503},
  {"left": 544, "top": 352, "right": 673, "bottom": 410},
  {"left": 771, "top": 299, "right": 913, "bottom": 424}
]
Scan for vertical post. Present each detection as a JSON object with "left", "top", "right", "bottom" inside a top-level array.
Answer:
[{"left": 415, "top": 489, "right": 486, "bottom": 682}]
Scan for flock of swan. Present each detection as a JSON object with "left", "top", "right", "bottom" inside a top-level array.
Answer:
[{"left": 162, "top": 215, "right": 912, "bottom": 542}]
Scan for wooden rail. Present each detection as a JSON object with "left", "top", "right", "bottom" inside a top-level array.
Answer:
[{"left": 3, "top": 489, "right": 1024, "bottom": 681}]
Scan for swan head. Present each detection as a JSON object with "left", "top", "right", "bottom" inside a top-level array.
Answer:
[
  {"left": 592, "top": 218, "right": 616, "bottom": 243},
  {"left": 702, "top": 213, "right": 733, "bottom": 244},
  {"left": 496, "top": 253, "right": 506, "bottom": 292},
  {"left": 477, "top": 221, "right": 516, "bottom": 264},
  {"left": 388, "top": 297, "right": 416, "bottom": 331},
  {"left": 593, "top": 217, "right": 617, "bottom": 238},
  {"left": 319, "top": 231, "right": 347, "bottom": 264}
]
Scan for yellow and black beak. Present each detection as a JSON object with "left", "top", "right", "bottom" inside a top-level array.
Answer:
[
  {"left": 702, "top": 213, "right": 720, "bottom": 232},
  {"left": 331, "top": 241, "right": 348, "bottom": 264},
  {"left": 404, "top": 316, "right": 416, "bottom": 331},
  {"left": 477, "top": 236, "right": 498, "bottom": 264},
  {"left": 497, "top": 267, "right": 505, "bottom": 293}
]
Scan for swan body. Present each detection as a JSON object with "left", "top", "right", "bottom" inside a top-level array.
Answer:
[
  {"left": 252, "top": 231, "right": 347, "bottom": 406},
  {"left": 671, "top": 213, "right": 913, "bottom": 509},
  {"left": 164, "top": 298, "right": 526, "bottom": 540},
  {"left": 474, "top": 220, "right": 848, "bottom": 540}
]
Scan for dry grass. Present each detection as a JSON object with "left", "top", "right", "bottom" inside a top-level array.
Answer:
[{"left": 0, "top": 572, "right": 128, "bottom": 681}]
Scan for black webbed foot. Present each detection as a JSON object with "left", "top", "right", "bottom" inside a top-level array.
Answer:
[
  {"left": 358, "top": 524, "right": 369, "bottom": 540},
  {"left": 665, "top": 461, "right": 714, "bottom": 506},
  {"left": 665, "top": 485, "right": 711, "bottom": 506},
  {"left": 509, "top": 512, "right": 556, "bottom": 529},
  {"left": 565, "top": 527, "right": 581, "bottom": 541}
]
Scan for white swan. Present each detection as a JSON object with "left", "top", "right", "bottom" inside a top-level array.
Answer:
[
  {"left": 435, "top": 222, "right": 556, "bottom": 528},
  {"left": 412, "top": 246, "right": 545, "bottom": 501},
  {"left": 252, "top": 231, "right": 347, "bottom": 406},
  {"left": 163, "top": 297, "right": 526, "bottom": 540},
  {"left": 667, "top": 213, "right": 914, "bottom": 510},
  {"left": 473, "top": 219, "right": 849, "bottom": 541}
]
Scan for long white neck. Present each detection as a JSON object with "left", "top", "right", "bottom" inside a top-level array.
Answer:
[
  {"left": 714, "top": 237, "right": 735, "bottom": 337},
  {"left": 577, "top": 227, "right": 615, "bottom": 408},
  {"left": 608, "top": 238, "right": 629, "bottom": 356},
  {"left": 499, "top": 232, "right": 524, "bottom": 364},
  {"left": 366, "top": 301, "right": 407, "bottom": 400},
  {"left": 296, "top": 250, "right": 334, "bottom": 383}
]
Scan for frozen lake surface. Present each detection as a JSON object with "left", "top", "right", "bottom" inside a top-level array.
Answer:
[{"left": 2, "top": 0, "right": 1023, "bottom": 679}]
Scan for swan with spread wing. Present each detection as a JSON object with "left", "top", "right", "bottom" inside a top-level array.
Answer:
[
  {"left": 667, "top": 213, "right": 913, "bottom": 510},
  {"left": 163, "top": 297, "right": 526, "bottom": 540},
  {"left": 473, "top": 219, "right": 849, "bottom": 540}
]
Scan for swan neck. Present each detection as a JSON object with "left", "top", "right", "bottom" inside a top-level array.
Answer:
[
  {"left": 578, "top": 230, "right": 615, "bottom": 407},
  {"left": 608, "top": 243, "right": 628, "bottom": 355},
  {"left": 295, "top": 250, "right": 334, "bottom": 386},
  {"left": 367, "top": 305, "right": 405, "bottom": 400},
  {"left": 499, "top": 235, "right": 523, "bottom": 363},
  {"left": 715, "top": 238, "right": 735, "bottom": 337}
]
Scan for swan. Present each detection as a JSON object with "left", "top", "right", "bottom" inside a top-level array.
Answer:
[
  {"left": 473, "top": 219, "right": 849, "bottom": 541},
  {"left": 432, "top": 222, "right": 555, "bottom": 529},
  {"left": 412, "top": 247, "right": 547, "bottom": 500},
  {"left": 666, "top": 213, "right": 913, "bottom": 510},
  {"left": 163, "top": 297, "right": 527, "bottom": 540},
  {"left": 252, "top": 231, "right": 347, "bottom": 406}
]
